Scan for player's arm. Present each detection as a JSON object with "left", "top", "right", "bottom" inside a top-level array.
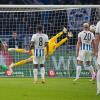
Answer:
[
  {"left": 92, "top": 39, "right": 95, "bottom": 56},
  {"left": 45, "top": 42, "right": 49, "bottom": 57},
  {"left": 95, "top": 33, "right": 100, "bottom": 58},
  {"left": 95, "top": 22, "right": 100, "bottom": 58},
  {"left": 30, "top": 42, "right": 35, "bottom": 50},
  {"left": 45, "top": 35, "right": 49, "bottom": 58},
  {"left": 30, "top": 34, "right": 35, "bottom": 50},
  {"left": 76, "top": 37, "right": 81, "bottom": 57}
]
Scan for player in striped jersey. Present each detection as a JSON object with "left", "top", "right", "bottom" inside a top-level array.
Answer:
[
  {"left": 30, "top": 25, "right": 49, "bottom": 83},
  {"left": 95, "top": 21, "right": 100, "bottom": 95},
  {"left": 74, "top": 23, "right": 95, "bottom": 81}
]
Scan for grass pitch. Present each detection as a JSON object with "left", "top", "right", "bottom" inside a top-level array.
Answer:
[{"left": 0, "top": 78, "right": 99, "bottom": 100}]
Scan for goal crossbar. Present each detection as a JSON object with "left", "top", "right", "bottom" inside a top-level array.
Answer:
[{"left": 0, "top": 5, "right": 100, "bottom": 9}]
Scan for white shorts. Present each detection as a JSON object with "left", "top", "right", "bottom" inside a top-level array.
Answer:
[
  {"left": 77, "top": 50, "right": 92, "bottom": 62},
  {"left": 33, "top": 56, "right": 45, "bottom": 64},
  {"left": 97, "top": 51, "right": 100, "bottom": 65}
]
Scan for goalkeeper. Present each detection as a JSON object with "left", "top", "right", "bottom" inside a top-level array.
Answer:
[{"left": 8, "top": 27, "right": 73, "bottom": 68}]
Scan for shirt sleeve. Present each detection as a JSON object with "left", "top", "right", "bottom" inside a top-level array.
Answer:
[
  {"left": 93, "top": 33, "right": 95, "bottom": 39},
  {"left": 31, "top": 34, "right": 35, "bottom": 42},
  {"left": 78, "top": 32, "right": 81, "bottom": 38},
  {"left": 95, "top": 21, "right": 100, "bottom": 34},
  {"left": 92, "top": 33, "right": 95, "bottom": 40}
]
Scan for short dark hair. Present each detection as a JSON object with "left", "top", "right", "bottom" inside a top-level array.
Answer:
[{"left": 37, "top": 25, "right": 43, "bottom": 32}]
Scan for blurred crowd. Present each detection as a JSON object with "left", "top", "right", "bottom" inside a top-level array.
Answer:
[
  {"left": 0, "top": 10, "right": 68, "bottom": 48},
  {"left": 0, "top": 0, "right": 99, "bottom": 5}
]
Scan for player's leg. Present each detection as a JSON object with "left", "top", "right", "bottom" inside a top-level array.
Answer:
[
  {"left": 9, "top": 56, "right": 33, "bottom": 68},
  {"left": 40, "top": 56, "right": 46, "bottom": 83},
  {"left": 8, "top": 48, "right": 25, "bottom": 53},
  {"left": 96, "top": 51, "right": 100, "bottom": 95},
  {"left": 40, "top": 64, "right": 45, "bottom": 83},
  {"left": 89, "top": 65, "right": 96, "bottom": 81},
  {"left": 89, "top": 64, "right": 96, "bottom": 81},
  {"left": 85, "top": 52, "right": 96, "bottom": 81},
  {"left": 33, "top": 56, "right": 39, "bottom": 83},
  {"left": 97, "top": 65, "right": 100, "bottom": 95},
  {"left": 74, "top": 60, "right": 83, "bottom": 81},
  {"left": 86, "top": 61, "right": 96, "bottom": 81},
  {"left": 74, "top": 51, "right": 84, "bottom": 81},
  {"left": 8, "top": 48, "right": 32, "bottom": 54}
]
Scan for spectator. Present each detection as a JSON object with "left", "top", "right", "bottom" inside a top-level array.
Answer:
[{"left": 8, "top": 32, "right": 22, "bottom": 48}]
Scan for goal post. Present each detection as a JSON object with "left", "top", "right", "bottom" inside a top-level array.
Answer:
[{"left": 0, "top": 5, "right": 99, "bottom": 77}]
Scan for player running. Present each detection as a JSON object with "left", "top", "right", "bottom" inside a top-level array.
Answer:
[{"left": 74, "top": 23, "right": 95, "bottom": 81}]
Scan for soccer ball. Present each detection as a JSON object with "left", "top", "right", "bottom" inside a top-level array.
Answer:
[{"left": 90, "top": 25, "right": 96, "bottom": 32}]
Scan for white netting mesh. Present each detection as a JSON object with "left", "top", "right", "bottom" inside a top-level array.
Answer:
[{"left": 0, "top": 5, "right": 100, "bottom": 77}]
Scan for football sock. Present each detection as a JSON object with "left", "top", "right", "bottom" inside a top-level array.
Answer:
[
  {"left": 97, "top": 69, "right": 100, "bottom": 93},
  {"left": 76, "top": 65, "right": 82, "bottom": 79},
  {"left": 40, "top": 67, "right": 45, "bottom": 80},
  {"left": 33, "top": 68, "right": 38, "bottom": 81}
]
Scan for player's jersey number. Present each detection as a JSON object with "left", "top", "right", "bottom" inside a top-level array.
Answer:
[
  {"left": 84, "top": 32, "right": 91, "bottom": 41},
  {"left": 39, "top": 37, "right": 43, "bottom": 46}
]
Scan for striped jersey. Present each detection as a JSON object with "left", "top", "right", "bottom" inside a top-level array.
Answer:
[
  {"left": 31, "top": 33, "right": 48, "bottom": 56},
  {"left": 78, "top": 30, "right": 95, "bottom": 51}
]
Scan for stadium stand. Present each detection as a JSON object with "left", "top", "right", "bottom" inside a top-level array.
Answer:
[{"left": 0, "top": 0, "right": 99, "bottom": 5}]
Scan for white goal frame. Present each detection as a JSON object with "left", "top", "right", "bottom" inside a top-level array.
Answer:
[{"left": 0, "top": 5, "right": 99, "bottom": 77}]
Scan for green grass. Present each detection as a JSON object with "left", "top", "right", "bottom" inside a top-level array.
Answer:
[{"left": 0, "top": 78, "right": 99, "bottom": 100}]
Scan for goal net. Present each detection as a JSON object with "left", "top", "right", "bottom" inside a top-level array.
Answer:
[{"left": 0, "top": 5, "right": 99, "bottom": 77}]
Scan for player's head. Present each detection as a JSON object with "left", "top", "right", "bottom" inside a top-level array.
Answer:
[
  {"left": 37, "top": 25, "right": 43, "bottom": 33},
  {"left": 12, "top": 31, "right": 17, "bottom": 39},
  {"left": 83, "top": 23, "right": 89, "bottom": 30},
  {"left": 90, "top": 25, "right": 96, "bottom": 33}
]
